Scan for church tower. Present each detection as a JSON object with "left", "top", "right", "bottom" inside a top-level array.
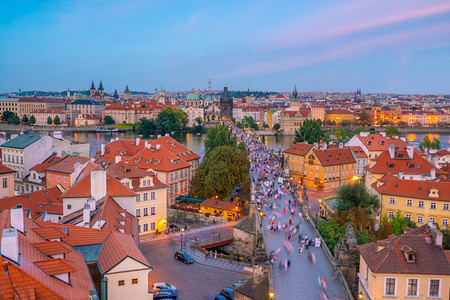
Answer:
[
  {"left": 90, "top": 81, "right": 95, "bottom": 98},
  {"left": 124, "top": 85, "right": 131, "bottom": 100},
  {"left": 98, "top": 81, "right": 104, "bottom": 98},
  {"left": 67, "top": 88, "right": 71, "bottom": 99},
  {"left": 219, "top": 86, "right": 233, "bottom": 121}
]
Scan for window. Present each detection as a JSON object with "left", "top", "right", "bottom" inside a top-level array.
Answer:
[
  {"left": 385, "top": 277, "right": 396, "bottom": 296},
  {"left": 125, "top": 182, "right": 129, "bottom": 187},
  {"left": 143, "top": 224, "right": 148, "bottom": 232},
  {"left": 444, "top": 203, "right": 449, "bottom": 210},
  {"left": 406, "top": 199, "right": 412, "bottom": 206},
  {"left": 151, "top": 222, "right": 155, "bottom": 230},
  {"left": 57, "top": 176, "right": 60, "bottom": 182},
  {"left": 143, "top": 208, "right": 148, "bottom": 216},
  {"left": 418, "top": 201, "right": 424, "bottom": 208},
  {"left": 389, "top": 197, "right": 395, "bottom": 204},
  {"left": 136, "top": 209, "right": 141, "bottom": 217},
  {"left": 132, "top": 278, "right": 138, "bottom": 285},
  {"left": 2, "top": 178, "right": 7, "bottom": 188},
  {"left": 405, "top": 214, "right": 411, "bottom": 220},
  {"left": 429, "top": 279, "right": 440, "bottom": 297},
  {"left": 430, "top": 202, "right": 436, "bottom": 209},
  {"left": 143, "top": 193, "right": 148, "bottom": 201},
  {"left": 407, "top": 278, "right": 418, "bottom": 296},
  {"left": 47, "top": 174, "right": 51, "bottom": 180},
  {"left": 417, "top": 216, "right": 423, "bottom": 223},
  {"left": 118, "top": 280, "right": 125, "bottom": 286},
  {"left": 429, "top": 217, "right": 435, "bottom": 224},
  {"left": 442, "top": 219, "right": 448, "bottom": 227},
  {"left": 67, "top": 204, "right": 71, "bottom": 210},
  {"left": 388, "top": 211, "right": 394, "bottom": 218},
  {"left": 20, "top": 157, "right": 23, "bottom": 164},
  {"left": 64, "top": 177, "right": 67, "bottom": 183},
  {"left": 151, "top": 207, "right": 155, "bottom": 215},
  {"left": 136, "top": 194, "right": 141, "bottom": 202}
]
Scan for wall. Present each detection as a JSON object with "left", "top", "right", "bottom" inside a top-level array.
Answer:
[
  {"left": 136, "top": 186, "right": 167, "bottom": 235},
  {"left": 0, "top": 172, "right": 14, "bottom": 199}
]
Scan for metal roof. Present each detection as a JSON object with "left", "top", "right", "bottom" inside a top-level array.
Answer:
[{"left": 1, "top": 132, "right": 41, "bottom": 149}]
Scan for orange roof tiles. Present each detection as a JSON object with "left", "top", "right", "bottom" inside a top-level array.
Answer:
[
  {"left": 32, "top": 227, "right": 67, "bottom": 240},
  {"left": 46, "top": 155, "right": 89, "bottom": 174},
  {"left": 33, "top": 241, "right": 71, "bottom": 256},
  {"left": 313, "top": 148, "right": 356, "bottom": 166},
  {"left": 105, "top": 160, "right": 154, "bottom": 179},
  {"left": 30, "top": 155, "right": 62, "bottom": 173},
  {"left": 150, "top": 136, "right": 200, "bottom": 162},
  {"left": 356, "top": 133, "right": 408, "bottom": 151},
  {"left": 201, "top": 199, "right": 243, "bottom": 212},
  {"left": 349, "top": 146, "right": 368, "bottom": 158},
  {"left": 127, "top": 146, "right": 191, "bottom": 172},
  {"left": 0, "top": 163, "right": 15, "bottom": 174},
  {"left": 34, "top": 258, "right": 76, "bottom": 275},
  {"left": 283, "top": 143, "right": 314, "bottom": 156}
]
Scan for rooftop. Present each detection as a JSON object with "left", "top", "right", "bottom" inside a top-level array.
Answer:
[{"left": 1, "top": 132, "right": 41, "bottom": 149}]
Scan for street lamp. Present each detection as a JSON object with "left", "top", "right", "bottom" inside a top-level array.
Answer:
[
  {"left": 315, "top": 213, "right": 318, "bottom": 229},
  {"left": 358, "top": 292, "right": 363, "bottom": 299},
  {"left": 269, "top": 290, "right": 274, "bottom": 299}
]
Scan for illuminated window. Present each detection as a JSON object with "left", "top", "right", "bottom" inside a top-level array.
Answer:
[
  {"left": 132, "top": 278, "right": 138, "bottom": 285},
  {"left": 118, "top": 280, "right": 125, "bottom": 286}
]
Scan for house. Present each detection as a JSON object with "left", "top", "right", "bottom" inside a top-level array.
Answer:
[
  {"left": 372, "top": 174, "right": 450, "bottom": 228},
  {"left": 0, "top": 164, "right": 15, "bottom": 199},
  {"left": 346, "top": 132, "right": 408, "bottom": 159},
  {"left": 200, "top": 198, "right": 243, "bottom": 220},
  {"left": 74, "top": 114, "right": 101, "bottom": 126},
  {"left": 45, "top": 155, "right": 90, "bottom": 189},
  {"left": 279, "top": 109, "right": 311, "bottom": 134},
  {"left": 30, "top": 109, "right": 66, "bottom": 126},
  {"left": 67, "top": 99, "right": 104, "bottom": 125},
  {"left": 23, "top": 154, "right": 61, "bottom": 193},
  {"left": 283, "top": 143, "right": 315, "bottom": 185},
  {"left": 349, "top": 146, "right": 368, "bottom": 178},
  {"left": 357, "top": 223, "right": 450, "bottom": 300},
  {"left": 325, "top": 109, "right": 354, "bottom": 124}
]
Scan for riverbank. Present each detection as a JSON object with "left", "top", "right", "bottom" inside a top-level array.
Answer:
[{"left": 0, "top": 124, "right": 131, "bottom": 132}]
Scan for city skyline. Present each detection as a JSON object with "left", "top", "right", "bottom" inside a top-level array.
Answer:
[{"left": 1, "top": 0, "right": 450, "bottom": 94}]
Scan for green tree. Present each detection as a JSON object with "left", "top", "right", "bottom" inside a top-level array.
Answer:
[
  {"left": 385, "top": 125, "right": 400, "bottom": 137},
  {"left": 175, "top": 109, "right": 188, "bottom": 128},
  {"left": 262, "top": 122, "right": 269, "bottom": 130},
  {"left": 293, "top": 119, "right": 324, "bottom": 144},
  {"left": 241, "top": 116, "right": 259, "bottom": 130},
  {"left": 53, "top": 115, "right": 61, "bottom": 125},
  {"left": 47, "top": 116, "right": 53, "bottom": 125},
  {"left": 325, "top": 128, "right": 350, "bottom": 144},
  {"left": 137, "top": 117, "right": 157, "bottom": 136},
  {"left": 22, "top": 114, "right": 29, "bottom": 124},
  {"left": 398, "top": 121, "right": 408, "bottom": 127},
  {"left": 29, "top": 115, "right": 36, "bottom": 125},
  {"left": 356, "top": 110, "right": 371, "bottom": 126},
  {"left": 104, "top": 115, "right": 115, "bottom": 125},
  {"left": 390, "top": 210, "right": 417, "bottom": 235},
  {"left": 336, "top": 182, "right": 380, "bottom": 216},
  {"left": 155, "top": 107, "right": 186, "bottom": 133},
  {"left": 353, "top": 127, "right": 370, "bottom": 135},
  {"left": 340, "top": 120, "right": 353, "bottom": 126},
  {"left": 419, "top": 135, "right": 441, "bottom": 152},
  {"left": 204, "top": 125, "right": 237, "bottom": 156},
  {"left": 272, "top": 123, "right": 280, "bottom": 131},
  {"left": 9, "top": 114, "right": 20, "bottom": 125},
  {"left": 318, "top": 219, "right": 345, "bottom": 254},
  {"left": 1, "top": 110, "right": 14, "bottom": 122},
  {"left": 441, "top": 229, "right": 450, "bottom": 250},
  {"left": 195, "top": 117, "right": 203, "bottom": 125}
]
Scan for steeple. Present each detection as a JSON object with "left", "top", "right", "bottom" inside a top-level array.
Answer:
[
  {"left": 124, "top": 85, "right": 130, "bottom": 93},
  {"left": 247, "top": 87, "right": 250, "bottom": 97},
  {"left": 90, "top": 80, "right": 95, "bottom": 90},
  {"left": 98, "top": 80, "right": 104, "bottom": 90},
  {"left": 292, "top": 84, "right": 298, "bottom": 100}
]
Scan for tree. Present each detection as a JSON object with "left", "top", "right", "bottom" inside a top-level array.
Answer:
[
  {"left": 340, "top": 120, "right": 353, "bottom": 126},
  {"left": 385, "top": 125, "right": 400, "bottom": 137},
  {"left": 9, "top": 114, "right": 20, "bottom": 125},
  {"left": 390, "top": 210, "right": 417, "bottom": 235},
  {"left": 398, "top": 121, "right": 408, "bottom": 127},
  {"left": 155, "top": 107, "right": 186, "bottom": 133},
  {"left": 47, "top": 116, "right": 53, "bottom": 125},
  {"left": 353, "top": 127, "right": 370, "bottom": 135},
  {"left": 53, "top": 115, "right": 61, "bottom": 125},
  {"left": 104, "top": 115, "right": 115, "bottom": 125},
  {"left": 241, "top": 116, "right": 259, "bottom": 130},
  {"left": 441, "top": 229, "right": 450, "bottom": 250},
  {"left": 272, "top": 123, "right": 280, "bottom": 131},
  {"left": 356, "top": 110, "right": 371, "bottom": 126},
  {"left": 1, "top": 110, "right": 14, "bottom": 122},
  {"left": 293, "top": 119, "right": 324, "bottom": 144},
  {"left": 22, "top": 114, "right": 29, "bottom": 124},
  {"left": 195, "top": 117, "right": 203, "bottom": 126},
  {"left": 336, "top": 182, "right": 380, "bottom": 216},
  {"left": 175, "top": 109, "right": 188, "bottom": 128},
  {"left": 204, "top": 125, "right": 237, "bottom": 156},
  {"left": 262, "top": 122, "right": 269, "bottom": 130},
  {"left": 419, "top": 135, "right": 441, "bottom": 152},
  {"left": 29, "top": 115, "right": 36, "bottom": 125},
  {"left": 325, "top": 128, "right": 350, "bottom": 144},
  {"left": 137, "top": 117, "right": 157, "bottom": 136}
]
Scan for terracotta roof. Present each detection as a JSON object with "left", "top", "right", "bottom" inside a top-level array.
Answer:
[
  {"left": 94, "top": 139, "right": 146, "bottom": 161},
  {"left": 355, "top": 134, "right": 408, "bottom": 151},
  {"left": 97, "top": 232, "right": 151, "bottom": 274},
  {"left": 349, "top": 146, "right": 368, "bottom": 158},
  {"left": 326, "top": 109, "right": 353, "bottom": 114},
  {"left": 366, "top": 149, "right": 447, "bottom": 176},
  {"left": 445, "top": 250, "right": 450, "bottom": 263},
  {"left": 201, "top": 199, "right": 243, "bottom": 212},
  {"left": 0, "top": 163, "right": 15, "bottom": 174},
  {"left": 283, "top": 143, "right": 314, "bottom": 156},
  {"left": 46, "top": 155, "right": 90, "bottom": 174},
  {"left": 62, "top": 171, "right": 136, "bottom": 198},
  {"left": 105, "top": 160, "right": 153, "bottom": 179},
  {"left": 31, "top": 109, "right": 64, "bottom": 114},
  {"left": 150, "top": 136, "right": 200, "bottom": 162},
  {"left": 130, "top": 177, "right": 167, "bottom": 192},
  {"left": 357, "top": 224, "right": 450, "bottom": 275},
  {"left": 33, "top": 241, "right": 71, "bottom": 256},
  {"left": 30, "top": 155, "right": 62, "bottom": 173},
  {"left": 127, "top": 146, "right": 191, "bottom": 172},
  {"left": 435, "top": 149, "right": 450, "bottom": 157},
  {"left": 372, "top": 174, "right": 450, "bottom": 201},
  {"left": 35, "top": 202, "right": 63, "bottom": 215},
  {"left": 313, "top": 148, "right": 356, "bottom": 166},
  {"left": 32, "top": 227, "right": 67, "bottom": 240},
  {"left": 34, "top": 258, "right": 76, "bottom": 275}
]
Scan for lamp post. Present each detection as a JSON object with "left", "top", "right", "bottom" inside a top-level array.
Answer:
[
  {"left": 358, "top": 292, "right": 364, "bottom": 300},
  {"left": 315, "top": 213, "right": 318, "bottom": 229},
  {"left": 180, "top": 228, "right": 184, "bottom": 251},
  {"left": 269, "top": 290, "right": 274, "bottom": 299}
]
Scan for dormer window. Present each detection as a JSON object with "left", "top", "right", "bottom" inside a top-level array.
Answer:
[{"left": 407, "top": 253, "right": 415, "bottom": 262}]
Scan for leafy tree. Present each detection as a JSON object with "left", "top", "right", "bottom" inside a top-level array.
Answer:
[
  {"left": 398, "top": 121, "right": 408, "bottom": 127},
  {"left": 47, "top": 116, "right": 53, "bottom": 125},
  {"left": 241, "top": 116, "right": 259, "bottom": 130},
  {"left": 353, "top": 127, "right": 370, "bottom": 135},
  {"left": 104, "top": 115, "right": 115, "bottom": 125},
  {"left": 340, "top": 120, "right": 353, "bottom": 126},
  {"left": 318, "top": 219, "right": 345, "bottom": 254},
  {"left": 385, "top": 125, "right": 400, "bottom": 137},
  {"left": 195, "top": 117, "right": 203, "bottom": 125},
  {"left": 155, "top": 107, "right": 183, "bottom": 133},
  {"left": 1, "top": 110, "right": 14, "bottom": 122},
  {"left": 336, "top": 182, "right": 379, "bottom": 216},
  {"left": 390, "top": 210, "right": 417, "bottom": 235},
  {"left": 29, "top": 115, "right": 36, "bottom": 125},
  {"left": 325, "top": 128, "right": 350, "bottom": 144},
  {"left": 272, "top": 123, "right": 280, "bottom": 131},
  {"left": 137, "top": 117, "right": 157, "bottom": 136},
  {"left": 190, "top": 145, "right": 249, "bottom": 200},
  {"left": 53, "top": 115, "right": 61, "bottom": 125},
  {"left": 419, "top": 135, "right": 441, "bottom": 152},
  {"left": 204, "top": 125, "right": 237, "bottom": 156},
  {"left": 262, "top": 122, "right": 269, "bottom": 130},
  {"left": 175, "top": 109, "right": 188, "bottom": 128},
  {"left": 9, "top": 114, "right": 20, "bottom": 125},
  {"left": 356, "top": 110, "right": 371, "bottom": 126},
  {"left": 141, "top": 104, "right": 147, "bottom": 108},
  {"left": 441, "top": 229, "right": 450, "bottom": 250},
  {"left": 22, "top": 114, "right": 29, "bottom": 124},
  {"left": 293, "top": 119, "right": 324, "bottom": 144}
]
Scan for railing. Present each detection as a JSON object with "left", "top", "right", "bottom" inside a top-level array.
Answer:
[
  {"left": 188, "top": 242, "right": 253, "bottom": 265},
  {"left": 192, "top": 234, "right": 233, "bottom": 247}
]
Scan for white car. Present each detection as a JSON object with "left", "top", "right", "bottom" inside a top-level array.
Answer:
[{"left": 152, "top": 282, "right": 177, "bottom": 292}]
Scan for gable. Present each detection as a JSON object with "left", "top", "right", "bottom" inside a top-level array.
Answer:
[{"left": 105, "top": 256, "right": 151, "bottom": 274}]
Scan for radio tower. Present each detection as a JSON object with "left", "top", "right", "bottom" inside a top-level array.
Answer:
[{"left": 208, "top": 72, "right": 212, "bottom": 92}]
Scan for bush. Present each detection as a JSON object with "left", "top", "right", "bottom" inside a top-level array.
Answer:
[{"left": 205, "top": 213, "right": 211, "bottom": 217}]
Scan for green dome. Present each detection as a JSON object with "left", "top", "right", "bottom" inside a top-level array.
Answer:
[
  {"left": 204, "top": 96, "right": 213, "bottom": 102},
  {"left": 186, "top": 89, "right": 201, "bottom": 101}
]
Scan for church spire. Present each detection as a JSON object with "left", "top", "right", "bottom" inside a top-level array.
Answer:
[
  {"left": 90, "top": 80, "right": 95, "bottom": 90},
  {"left": 98, "top": 80, "right": 104, "bottom": 90},
  {"left": 292, "top": 84, "right": 298, "bottom": 100}
]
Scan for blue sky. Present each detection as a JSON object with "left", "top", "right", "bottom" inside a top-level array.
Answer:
[{"left": 1, "top": 0, "right": 450, "bottom": 94}]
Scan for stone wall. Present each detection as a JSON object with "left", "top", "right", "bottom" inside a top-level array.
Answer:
[
  {"left": 167, "top": 208, "right": 228, "bottom": 225},
  {"left": 232, "top": 228, "right": 255, "bottom": 257}
]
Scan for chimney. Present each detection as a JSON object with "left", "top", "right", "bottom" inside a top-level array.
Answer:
[
  {"left": 400, "top": 137, "right": 406, "bottom": 142},
  {"left": 101, "top": 144, "right": 106, "bottom": 156},
  {"left": 432, "top": 156, "right": 439, "bottom": 168},
  {"left": 430, "top": 168, "right": 436, "bottom": 180},
  {"left": 83, "top": 204, "right": 90, "bottom": 228},
  {"left": 1, "top": 228, "right": 19, "bottom": 263},
  {"left": 165, "top": 133, "right": 169, "bottom": 136},
  {"left": 110, "top": 138, "right": 115, "bottom": 142},
  {"left": 90, "top": 170, "right": 107, "bottom": 200},
  {"left": 157, "top": 134, "right": 161, "bottom": 138},
  {"left": 156, "top": 144, "right": 161, "bottom": 150},
  {"left": 115, "top": 137, "right": 119, "bottom": 141},
  {"left": 11, "top": 208, "right": 24, "bottom": 233},
  {"left": 136, "top": 137, "right": 141, "bottom": 146},
  {"left": 380, "top": 132, "right": 386, "bottom": 137},
  {"left": 406, "top": 145, "right": 414, "bottom": 160},
  {"left": 73, "top": 162, "right": 84, "bottom": 180},
  {"left": 313, "top": 142, "right": 318, "bottom": 148},
  {"left": 146, "top": 144, "right": 151, "bottom": 149},
  {"left": 321, "top": 142, "right": 327, "bottom": 150},
  {"left": 399, "top": 169, "right": 403, "bottom": 179},
  {"left": 389, "top": 144, "right": 395, "bottom": 160},
  {"left": 360, "top": 132, "right": 369, "bottom": 137},
  {"left": 115, "top": 156, "right": 121, "bottom": 163},
  {"left": 53, "top": 131, "right": 62, "bottom": 139},
  {"left": 144, "top": 141, "right": 149, "bottom": 148},
  {"left": 339, "top": 142, "right": 343, "bottom": 149},
  {"left": 88, "top": 198, "right": 96, "bottom": 211}
]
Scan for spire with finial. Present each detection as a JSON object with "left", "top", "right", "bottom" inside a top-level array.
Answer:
[
  {"left": 293, "top": 84, "right": 298, "bottom": 100},
  {"left": 124, "top": 85, "right": 130, "bottom": 93},
  {"left": 98, "top": 80, "right": 104, "bottom": 90},
  {"left": 90, "top": 80, "right": 95, "bottom": 90}
]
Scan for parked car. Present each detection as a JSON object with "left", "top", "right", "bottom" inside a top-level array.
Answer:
[
  {"left": 153, "top": 289, "right": 177, "bottom": 299},
  {"left": 220, "top": 287, "right": 234, "bottom": 300},
  {"left": 152, "top": 282, "right": 177, "bottom": 292},
  {"left": 232, "top": 279, "right": 248, "bottom": 288},
  {"left": 174, "top": 250, "right": 194, "bottom": 264},
  {"left": 213, "top": 295, "right": 228, "bottom": 300}
]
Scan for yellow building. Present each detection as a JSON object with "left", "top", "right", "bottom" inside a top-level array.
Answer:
[
  {"left": 357, "top": 223, "right": 450, "bottom": 300},
  {"left": 372, "top": 174, "right": 450, "bottom": 229},
  {"left": 279, "top": 109, "right": 311, "bottom": 134},
  {"left": 325, "top": 109, "right": 354, "bottom": 125},
  {"left": 283, "top": 143, "right": 314, "bottom": 185},
  {"left": 200, "top": 198, "right": 243, "bottom": 221}
]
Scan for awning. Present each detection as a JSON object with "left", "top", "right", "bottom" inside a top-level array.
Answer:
[{"left": 175, "top": 195, "right": 205, "bottom": 204}]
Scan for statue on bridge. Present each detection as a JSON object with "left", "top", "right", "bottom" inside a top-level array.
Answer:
[
  {"left": 302, "top": 184, "right": 308, "bottom": 203},
  {"left": 334, "top": 222, "right": 358, "bottom": 294}
]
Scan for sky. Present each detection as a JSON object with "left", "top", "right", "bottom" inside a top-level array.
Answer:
[{"left": 1, "top": 0, "right": 450, "bottom": 94}]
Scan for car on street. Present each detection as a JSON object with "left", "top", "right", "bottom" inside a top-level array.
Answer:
[
  {"left": 213, "top": 295, "right": 228, "bottom": 300},
  {"left": 174, "top": 250, "right": 194, "bottom": 264},
  {"left": 231, "top": 279, "right": 248, "bottom": 288},
  {"left": 220, "top": 287, "right": 234, "bottom": 300},
  {"left": 153, "top": 288, "right": 177, "bottom": 299},
  {"left": 152, "top": 282, "right": 177, "bottom": 292}
]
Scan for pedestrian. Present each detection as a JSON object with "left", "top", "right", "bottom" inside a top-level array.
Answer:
[
  {"left": 214, "top": 250, "right": 217, "bottom": 259},
  {"left": 247, "top": 256, "right": 251, "bottom": 265},
  {"left": 206, "top": 251, "right": 208, "bottom": 259}
]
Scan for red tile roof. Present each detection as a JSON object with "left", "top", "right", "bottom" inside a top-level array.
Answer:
[
  {"left": 127, "top": 146, "right": 191, "bottom": 172},
  {"left": 0, "top": 163, "right": 15, "bottom": 174},
  {"left": 105, "top": 160, "right": 154, "bottom": 179},
  {"left": 355, "top": 134, "right": 408, "bottom": 151},
  {"left": 201, "top": 199, "right": 243, "bottom": 212},
  {"left": 30, "top": 155, "right": 62, "bottom": 173},
  {"left": 33, "top": 241, "right": 71, "bottom": 256},
  {"left": 349, "top": 146, "right": 368, "bottom": 158},
  {"left": 150, "top": 136, "right": 200, "bottom": 162},
  {"left": 46, "top": 155, "right": 90, "bottom": 174},
  {"left": 357, "top": 224, "right": 450, "bottom": 275},
  {"left": 326, "top": 109, "right": 353, "bottom": 115},
  {"left": 283, "top": 143, "right": 314, "bottom": 156},
  {"left": 34, "top": 258, "right": 76, "bottom": 275},
  {"left": 313, "top": 148, "right": 356, "bottom": 166},
  {"left": 32, "top": 227, "right": 67, "bottom": 240}
]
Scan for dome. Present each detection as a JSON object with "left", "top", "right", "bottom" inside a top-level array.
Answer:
[
  {"left": 204, "top": 96, "right": 213, "bottom": 102},
  {"left": 186, "top": 89, "right": 201, "bottom": 101}
]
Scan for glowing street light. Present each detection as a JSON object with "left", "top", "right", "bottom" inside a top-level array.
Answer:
[
  {"left": 358, "top": 292, "right": 364, "bottom": 299},
  {"left": 269, "top": 290, "right": 275, "bottom": 299}
]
